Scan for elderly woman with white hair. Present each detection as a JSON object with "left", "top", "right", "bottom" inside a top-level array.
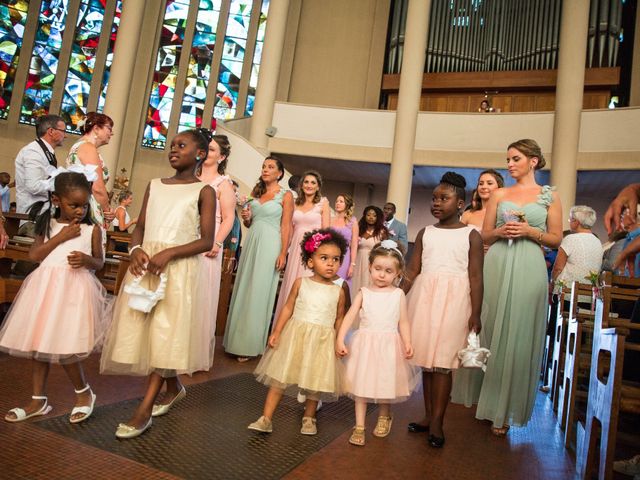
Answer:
[{"left": 551, "top": 205, "right": 603, "bottom": 287}]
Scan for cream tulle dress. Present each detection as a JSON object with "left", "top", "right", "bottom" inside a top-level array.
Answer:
[
  {"left": 100, "top": 179, "right": 216, "bottom": 376},
  {"left": 343, "top": 287, "right": 420, "bottom": 403},
  {"left": 0, "top": 222, "right": 112, "bottom": 363},
  {"left": 254, "top": 277, "right": 344, "bottom": 401}
]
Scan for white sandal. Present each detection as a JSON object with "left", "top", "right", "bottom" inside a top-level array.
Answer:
[
  {"left": 5, "top": 395, "right": 53, "bottom": 423},
  {"left": 69, "top": 384, "right": 96, "bottom": 424}
]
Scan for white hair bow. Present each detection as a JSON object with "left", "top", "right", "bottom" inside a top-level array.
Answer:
[
  {"left": 380, "top": 239, "right": 403, "bottom": 255},
  {"left": 44, "top": 164, "right": 99, "bottom": 192}
]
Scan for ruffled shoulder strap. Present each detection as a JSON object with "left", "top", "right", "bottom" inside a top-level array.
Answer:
[
  {"left": 536, "top": 185, "right": 555, "bottom": 208},
  {"left": 274, "top": 188, "right": 286, "bottom": 203}
]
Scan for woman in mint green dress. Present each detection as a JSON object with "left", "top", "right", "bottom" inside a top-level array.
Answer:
[
  {"left": 475, "top": 139, "right": 563, "bottom": 435},
  {"left": 223, "top": 157, "right": 293, "bottom": 361}
]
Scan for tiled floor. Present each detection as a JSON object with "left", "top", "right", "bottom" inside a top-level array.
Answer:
[{"left": 0, "top": 338, "right": 578, "bottom": 479}]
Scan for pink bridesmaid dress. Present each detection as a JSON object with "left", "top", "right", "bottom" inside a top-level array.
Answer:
[{"left": 273, "top": 198, "right": 327, "bottom": 321}]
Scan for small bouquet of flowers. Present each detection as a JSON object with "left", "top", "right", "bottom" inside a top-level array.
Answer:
[
  {"left": 502, "top": 209, "right": 526, "bottom": 246},
  {"left": 585, "top": 270, "right": 601, "bottom": 311},
  {"left": 236, "top": 193, "right": 254, "bottom": 210}
]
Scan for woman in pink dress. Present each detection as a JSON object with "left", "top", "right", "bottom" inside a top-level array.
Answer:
[
  {"left": 274, "top": 171, "right": 330, "bottom": 320},
  {"left": 351, "top": 205, "right": 388, "bottom": 299},
  {"left": 330, "top": 194, "right": 358, "bottom": 287},
  {"left": 196, "top": 131, "right": 236, "bottom": 328}
]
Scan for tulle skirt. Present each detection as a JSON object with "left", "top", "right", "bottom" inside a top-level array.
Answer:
[
  {"left": 407, "top": 271, "right": 471, "bottom": 369},
  {"left": 100, "top": 241, "right": 216, "bottom": 376},
  {"left": 0, "top": 266, "right": 113, "bottom": 364},
  {"left": 254, "top": 319, "right": 343, "bottom": 401},
  {"left": 343, "top": 329, "right": 421, "bottom": 403}
]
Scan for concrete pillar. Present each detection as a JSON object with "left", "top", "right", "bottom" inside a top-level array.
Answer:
[
  {"left": 386, "top": 0, "right": 431, "bottom": 223},
  {"left": 550, "top": 0, "right": 590, "bottom": 228},
  {"left": 248, "top": 0, "right": 290, "bottom": 150},
  {"left": 99, "top": 0, "right": 146, "bottom": 186}
]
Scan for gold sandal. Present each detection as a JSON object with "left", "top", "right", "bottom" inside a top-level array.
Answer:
[
  {"left": 349, "top": 426, "right": 365, "bottom": 446},
  {"left": 491, "top": 425, "right": 510, "bottom": 437},
  {"left": 373, "top": 415, "right": 393, "bottom": 437}
]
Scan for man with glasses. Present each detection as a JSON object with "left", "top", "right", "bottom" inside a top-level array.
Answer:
[{"left": 14, "top": 114, "right": 67, "bottom": 237}]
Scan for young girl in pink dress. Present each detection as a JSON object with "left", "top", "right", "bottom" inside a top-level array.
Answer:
[
  {"left": 273, "top": 171, "right": 330, "bottom": 320},
  {"left": 404, "top": 172, "right": 484, "bottom": 448},
  {"left": 0, "top": 169, "right": 111, "bottom": 424},
  {"left": 336, "top": 240, "right": 419, "bottom": 446},
  {"left": 248, "top": 228, "right": 347, "bottom": 436}
]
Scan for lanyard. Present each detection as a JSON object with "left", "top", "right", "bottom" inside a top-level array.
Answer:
[{"left": 35, "top": 138, "right": 57, "bottom": 167}]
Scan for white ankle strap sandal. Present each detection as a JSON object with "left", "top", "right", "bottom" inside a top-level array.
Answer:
[{"left": 124, "top": 273, "right": 168, "bottom": 313}]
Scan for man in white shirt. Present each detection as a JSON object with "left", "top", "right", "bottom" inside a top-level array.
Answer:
[
  {"left": 383, "top": 202, "right": 408, "bottom": 253},
  {"left": 14, "top": 115, "right": 66, "bottom": 236}
]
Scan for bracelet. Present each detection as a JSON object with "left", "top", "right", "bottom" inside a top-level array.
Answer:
[
  {"left": 215, "top": 241, "right": 224, "bottom": 248},
  {"left": 129, "top": 244, "right": 143, "bottom": 255},
  {"left": 537, "top": 231, "right": 544, "bottom": 243}
]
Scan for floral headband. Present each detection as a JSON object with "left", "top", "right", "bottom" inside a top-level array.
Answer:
[
  {"left": 304, "top": 232, "right": 332, "bottom": 253},
  {"left": 44, "top": 165, "right": 98, "bottom": 192},
  {"left": 379, "top": 239, "right": 402, "bottom": 256}
]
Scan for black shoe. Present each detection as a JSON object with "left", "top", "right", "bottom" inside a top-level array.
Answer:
[
  {"left": 408, "top": 422, "right": 429, "bottom": 433},
  {"left": 428, "top": 434, "right": 445, "bottom": 448}
]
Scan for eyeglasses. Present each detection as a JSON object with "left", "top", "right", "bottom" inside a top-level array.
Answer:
[{"left": 49, "top": 127, "right": 67, "bottom": 133}]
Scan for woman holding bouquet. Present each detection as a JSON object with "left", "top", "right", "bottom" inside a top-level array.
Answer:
[{"left": 474, "top": 139, "right": 562, "bottom": 435}]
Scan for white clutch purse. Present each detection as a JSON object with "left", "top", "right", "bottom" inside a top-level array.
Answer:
[
  {"left": 124, "top": 273, "right": 168, "bottom": 313},
  {"left": 457, "top": 332, "right": 491, "bottom": 371}
]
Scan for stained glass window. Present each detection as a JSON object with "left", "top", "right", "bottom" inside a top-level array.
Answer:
[
  {"left": 245, "top": 0, "right": 269, "bottom": 116},
  {"left": 213, "top": 0, "right": 254, "bottom": 121},
  {"left": 177, "top": 0, "right": 222, "bottom": 132},
  {"left": 0, "top": 0, "right": 30, "bottom": 120},
  {"left": 97, "top": 0, "right": 121, "bottom": 113},
  {"left": 142, "top": 0, "right": 191, "bottom": 149},
  {"left": 20, "top": 0, "right": 70, "bottom": 124},
  {"left": 60, "top": 0, "right": 107, "bottom": 130}
]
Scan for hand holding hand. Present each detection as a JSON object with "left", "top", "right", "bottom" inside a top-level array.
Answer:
[
  {"left": 503, "top": 220, "right": 531, "bottom": 239},
  {"left": 335, "top": 340, "right": 348, "bottom": 357},
  {"left": 148, "top": 250, "right": 174, "bottom": 276},
  {"left": 57, "top": 219, "right": 82, "bottom": 242},
  {"left": 129, "top": 248, "right": 150, "bottom": 276},
  {"left": 67, "top": 251, "right": 91, "bottom": 269}
]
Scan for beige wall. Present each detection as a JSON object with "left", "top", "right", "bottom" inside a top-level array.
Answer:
[{"left": 280, "top": 0, "right": 390, "bottom": 109}]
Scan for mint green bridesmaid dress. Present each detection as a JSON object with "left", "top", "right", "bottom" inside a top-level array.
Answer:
[
  {"left": 475, "top": 186, "right": 554, "bottom": 427},
  {"left": 223, "top": 190, "right": 285, "bottom": 357}
]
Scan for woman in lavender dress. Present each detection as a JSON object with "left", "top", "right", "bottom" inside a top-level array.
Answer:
[{"left": 330, "top": 194, "right": 358, "bottom": 287}]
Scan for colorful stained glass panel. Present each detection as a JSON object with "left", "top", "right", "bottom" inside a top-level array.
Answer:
[
  {"left": 245, "top": 0, "right": 269, "bottom": 116},
  {"left": 142, "top": 0, "right": 190, "bottom": 149},
  {"left": 0, "top": 0, "right": 30, "bottom": 120},
  {"left": 177, "top": 0, "right": 221, "bottom": 132},
  {"left": 97, "top": 0, "right": 121, "bottom": 113},
  {"left": 213, "top": 0, "right": 253, "bottom": 122},
  {"left": 60, "top": 0, "right": 106, "bottom": 131},
  {"left": 20, "top": 0, "right": 70, "bottom": 124}
]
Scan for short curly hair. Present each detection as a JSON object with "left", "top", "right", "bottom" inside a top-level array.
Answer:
[{"left": 299, "top": 228, "right": 348, "bottom": 266}]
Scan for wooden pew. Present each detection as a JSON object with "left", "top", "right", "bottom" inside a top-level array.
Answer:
[
  {"left": 215, "top": 249, "right": 236, "bottom": 337},
  {"left": 0, "top": 244, "right": 32, "bottom": 303},
  {"left": 549, "top": 286, "right": 571, "bottom": 410},
  {"left": 557, "top": 278, "right": 640, "bottom": 450},
  {"left": 576, "top": 292, "right": 640, "bottom": 480}
]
